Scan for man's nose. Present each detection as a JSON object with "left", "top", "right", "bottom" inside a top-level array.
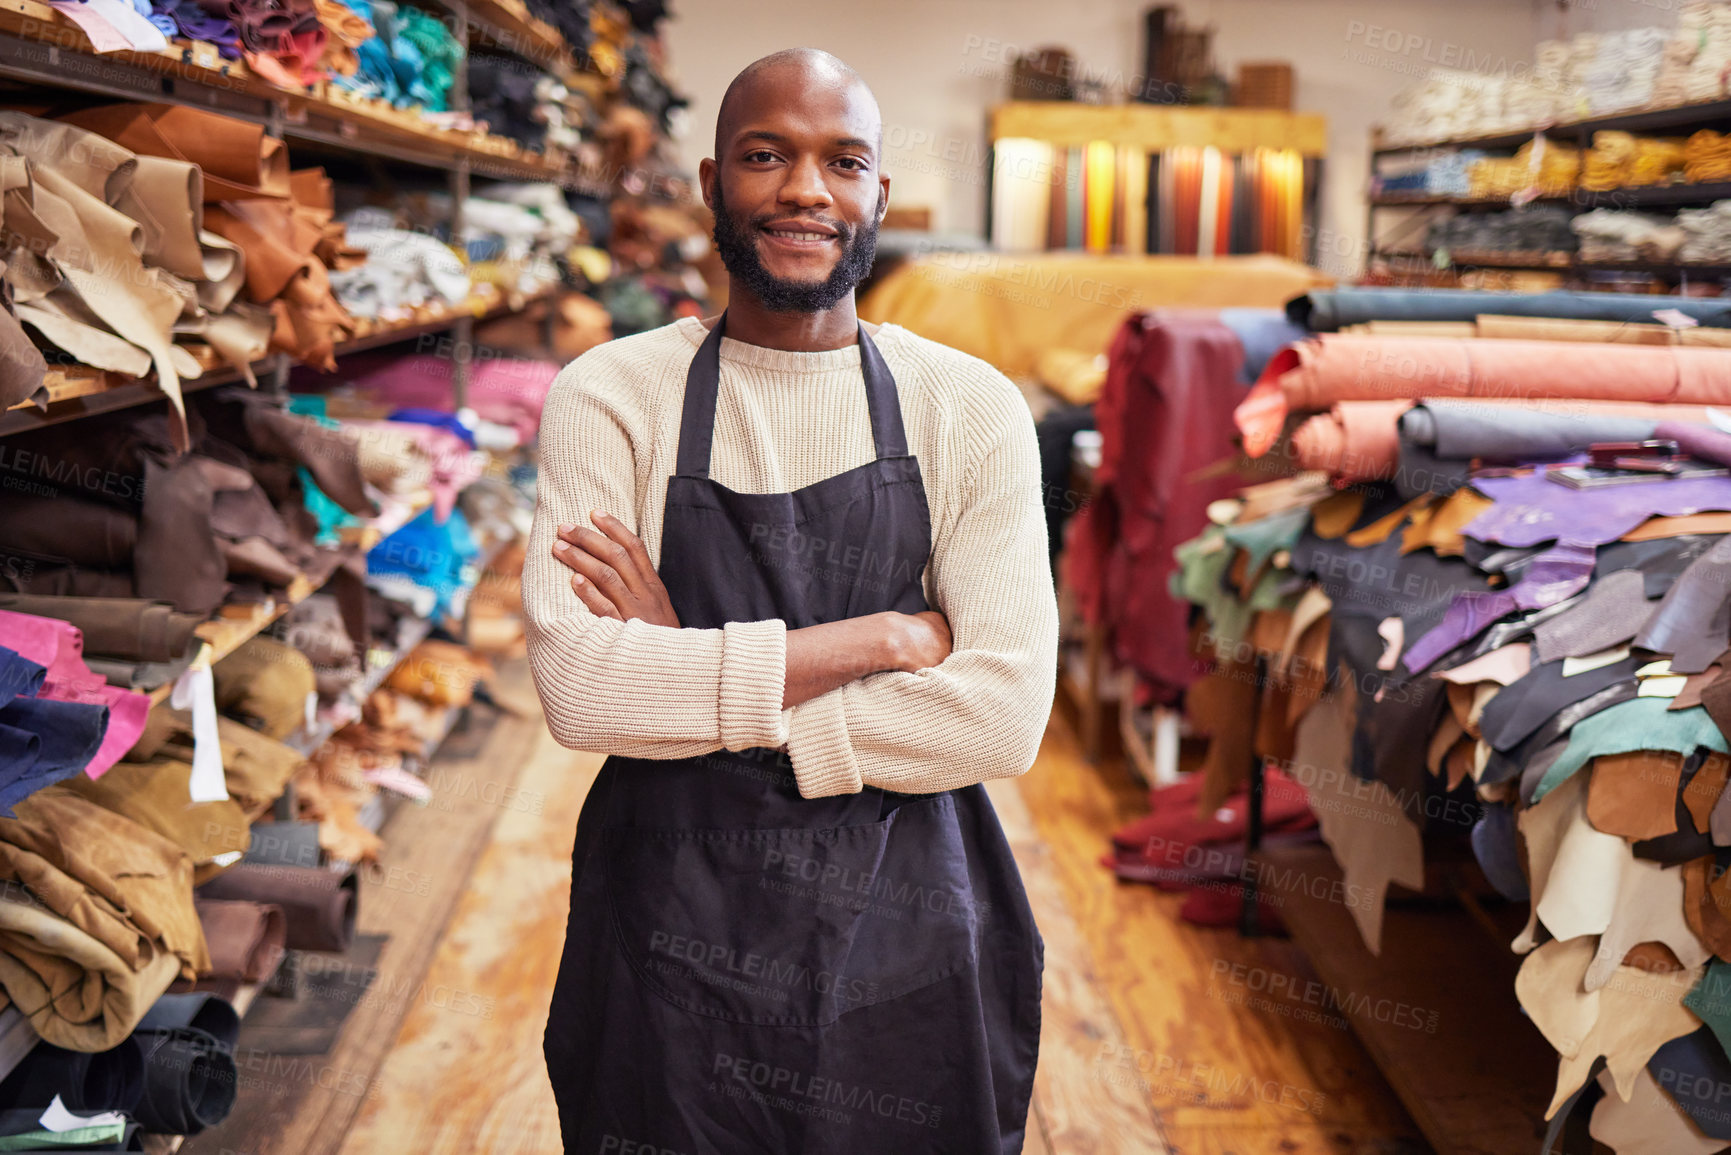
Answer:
[{"left": 777, "top": 157, "right": 833, "bottom": 209}]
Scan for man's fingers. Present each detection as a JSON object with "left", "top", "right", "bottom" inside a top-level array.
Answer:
[
  {"left": 568, "top": 524, "right": 645, "bottom": 596},
  {"left": 551, "top": 539, "right": 585, "bottom": 574},
  {"left": 592, "top": 511, "right": 659, "bottom": 584},
  {"left": 554, "top": 539, "right": 632, "bottom": 600},
  {"left": 570, "top": 572, "right": 622, "bottom": 619}
]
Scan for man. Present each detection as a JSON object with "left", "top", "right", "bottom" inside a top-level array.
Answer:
[{"left": 525, "top": 48, "right": 1057, "bottom": 1154}]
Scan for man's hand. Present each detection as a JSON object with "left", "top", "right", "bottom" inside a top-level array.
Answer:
[
  {"left": 889, "top": 611, "right": 953, "bottom": 673},
  {"left": 781, "top": 610, "right": 952, "bottom": 709},
  {"left": 552, "top": 511, "right": 682, "bottom": 628}
]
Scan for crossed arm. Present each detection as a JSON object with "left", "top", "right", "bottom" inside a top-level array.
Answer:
[
  {"left": 549, "top": 510, "right": 955, "bottom": 708},
  {"left": 523, "top": 354, "right": 1056, "bottom": 797}
]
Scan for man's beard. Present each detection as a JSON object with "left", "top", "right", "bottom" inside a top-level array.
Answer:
[{"left": 711, "top": 183, "right": 880, "bottom": 313}]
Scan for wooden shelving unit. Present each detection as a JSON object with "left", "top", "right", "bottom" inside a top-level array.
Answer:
[
  {"left": 991, "top": 101, "right": 1328, "bottom": 155},
  {"left": 1368, "top": 96, "right": 1731, "bottom": 283},
  {"left": 2, "top": 287, "right": 557, "bottom": 436},
  {"left": 0, "top": 2, "right": 570, "bottom": 180}
]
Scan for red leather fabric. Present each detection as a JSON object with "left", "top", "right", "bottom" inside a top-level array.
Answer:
[{"left": 1062, "top": 311, "right": 1247, "bottom": 701}]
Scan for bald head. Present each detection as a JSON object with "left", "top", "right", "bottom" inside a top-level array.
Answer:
[{"left": 714, "top": 49, "right": 880, "bottom": 160}]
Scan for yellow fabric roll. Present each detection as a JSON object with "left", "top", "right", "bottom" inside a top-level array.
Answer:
[{"left": 860, "top": 253, "right": 1332, "bottom": 378}]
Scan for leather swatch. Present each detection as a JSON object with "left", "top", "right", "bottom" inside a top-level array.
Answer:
[{"left": 1532, "top": 569, "right": 1657, "bottom": 664}]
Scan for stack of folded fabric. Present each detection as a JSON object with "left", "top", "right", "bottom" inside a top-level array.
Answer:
[
  {"left": 1468, "top": 140, "right": 1579, "bottom": 201},
  {"left": 1427, "top": 206, "right": 1578, "bottom": 257},
  {"left": 1380, "top": 74, "right": 1474, "bottom": 148},
  {"left": 1658, "top": 0, "right": 1731, "bottom": 106},
  {"left": 1686, "top": 130, "right": 1731, "bottom": 184},
  {"left": 1179, "top": 299, "right": 1731, "bottom": 1148},
  {"left": 1679, "top": 200, "right": 1731, "bottom": 264},
  {"left": 1581, "top": 27, "right": 1668, "bottom": 115},
  {"left": 1375, "top": 150, "right": 1487, "bottom": 199},
  {"left": 1510, "top": 41, "right": 1572, "bottom": 127},
  {"left": 1582, "top": 131, "right": 1689, "bottom": 191},
  {"left": 424, "top": 182, "right": 581, "bottom": 298},
  {"left": 327, "top": 208, "right": 470, "bottom": 321},
  {"left": 1572, "top": 208, "right": 1687, "bottom": 264}
]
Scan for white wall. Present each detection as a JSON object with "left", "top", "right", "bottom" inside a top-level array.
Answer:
[{"left": 661, "top": 0, "right": 1539, "bottom": 275}]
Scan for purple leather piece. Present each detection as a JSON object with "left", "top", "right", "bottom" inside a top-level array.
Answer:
[
  {"left": 1403, "top": 541, "right": 1596, "bottom": 673},
  {"left": 1657, "top": 421, "right": 1731, "bottom": 469},
  {"left": 156, "top": 0, "right": 242, "bottom": 57},
  {"left": 1465, "top": 466, "right": 1731, "bottom": 547}
]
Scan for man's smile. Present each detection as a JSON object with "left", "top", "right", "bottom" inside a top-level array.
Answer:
[{"left": 759, "top": 219, "right": 840, "bottom": 251}]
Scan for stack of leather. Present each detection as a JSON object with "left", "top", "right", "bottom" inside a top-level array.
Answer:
[
  {"left": 338, "top": 0, "right": 464, "bottom": 110},
  {"left": 1152, "top": 299, "right": 1731, "bottom": 1148},
  {"left": 0, "top": 607, "right": 154, "bottom": 810},
  {"left": 0, "top": 104, "right": 368, "bottom": 449},
  {"left": 0, "top": 787, "right": 207, "bottom": 1052},
  {"left": 291, "top": 681, "right": 452, "bottom": 864},
  {"left": 0, "top": 387, "right": 375, "bottom": 616},
  {"left": 58, "top": 101, "right": 363, "bottom": 373}
]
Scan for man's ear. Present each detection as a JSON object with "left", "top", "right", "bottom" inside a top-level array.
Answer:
[
  {"left": 698, "top": 157, "right": 718, "bottom": 212},
  {"left": 877, "top": 174, "right": 891, "bottom": 222}
]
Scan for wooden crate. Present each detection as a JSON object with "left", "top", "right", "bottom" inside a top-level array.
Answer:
[{"left": 1236, "top": 61, "right": 1294, "bottom": 111}]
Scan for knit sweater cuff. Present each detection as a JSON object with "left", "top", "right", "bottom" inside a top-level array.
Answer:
[
  {"left": 786, "top": 691, "right": 864, "bottom": 798},
  {"left": 719, "top": 619, "right": 788, "bottom": 751}
]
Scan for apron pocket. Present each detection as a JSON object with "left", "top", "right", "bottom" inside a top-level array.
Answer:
[{"left": 603, "top": 793, "right": 980, "bottom": 1026}]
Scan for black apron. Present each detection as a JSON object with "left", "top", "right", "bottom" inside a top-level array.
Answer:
[{"left": 543, "top": 316, "right": 1045, "bottom": 1154}]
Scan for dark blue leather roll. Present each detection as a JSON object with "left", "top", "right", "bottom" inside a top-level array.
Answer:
[{"left": 1289, "top": 287, "right": 1731, "bottom": 331}]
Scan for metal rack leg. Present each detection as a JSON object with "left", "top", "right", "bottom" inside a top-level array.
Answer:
[{"left": 1239, "top": 656, "right": 1268, "bottom": 938}]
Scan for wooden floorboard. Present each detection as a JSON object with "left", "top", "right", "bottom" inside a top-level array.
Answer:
[
  {"left": 183, "top": 666, "right": 546, "bottom": 1155},
  {"left": 1013, "top": 715, "right": 1423, "bottom": 1154},
  {"left": 268, "top": 699, "right": 1422, "bottom": 1155},
  {"left": 985, "top": 775, "right": 1171, "bottom": 1155},
  {"left": 338, "top": 725, "right": 598, "bottom": 1154}
]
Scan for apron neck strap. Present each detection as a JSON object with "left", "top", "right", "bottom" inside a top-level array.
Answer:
[{"left": 676, "top": 312, "right": 908, "bottom": 479}]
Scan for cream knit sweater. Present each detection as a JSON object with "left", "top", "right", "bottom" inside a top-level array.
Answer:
[{"left": 524, "top": 316, "right": 1058, "bottom": 798}]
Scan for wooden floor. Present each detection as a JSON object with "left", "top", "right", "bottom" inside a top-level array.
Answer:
[{"left": 337, "top": 709, "right": 1424, "bottom": 1154}]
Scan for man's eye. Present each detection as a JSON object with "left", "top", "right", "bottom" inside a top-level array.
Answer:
[
  {"left": 835, "top": 157, "right": 867, "bottom": 171},
  {"left": 745, "top": 150, "right": 778, "bottom": 163}
]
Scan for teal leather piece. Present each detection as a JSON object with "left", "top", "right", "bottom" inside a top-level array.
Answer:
[
  {"left": 1684, "top": 960, "right": 1731, "bottom": 1063},
  {"left": 1223, "top": 507, "right": 1310, "bottom": 578},
  {"left": 1532, "top": 697, "right": 1731, "bottom": 802}
]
